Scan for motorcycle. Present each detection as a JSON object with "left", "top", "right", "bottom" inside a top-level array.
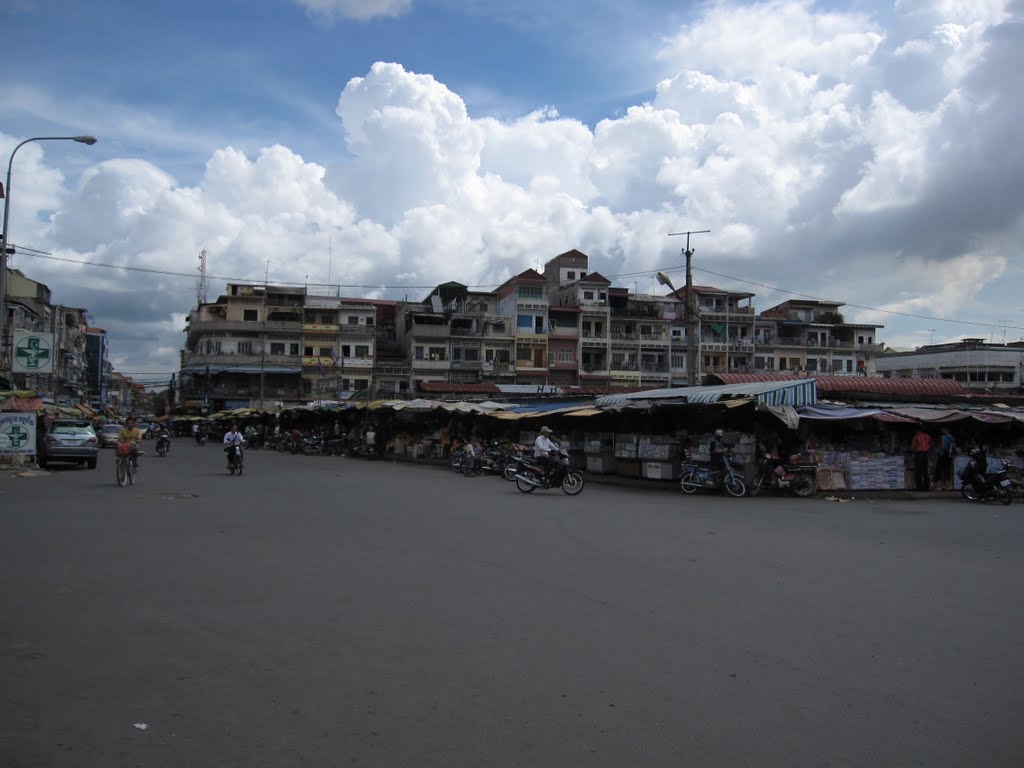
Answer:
[
  {"left": 226, "top": 443, "right": 244, "bottom": 475},
  {"left": 679, "top": 449, "right": 746, "bottom": 497},
  {"left": 514, "top": 452, "right": 584, "bottom": 495},
  {"left": 959, "top": 455, "right": 1011, "bottom": 505},
  {"left": 194, "top": 430, "right": 207, "bottom": 446},
  {"left": 747, "top": 453, "right": 816, "bottom": 497},
  {"left": 156, "top": 433, "right": 171, "bottom": 457}
]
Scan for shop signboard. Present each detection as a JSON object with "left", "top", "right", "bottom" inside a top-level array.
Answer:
[
  {"left": 12, "top": 331, "right": 54, "bottom": 374},
  {"left": 0, "top": 413, "right": 37, "bottom": 456}
]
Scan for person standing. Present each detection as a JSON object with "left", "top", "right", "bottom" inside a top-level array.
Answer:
[
  {"left": 365, "top": 424, "right": 376, "bottom": 458},
  {"left": 911, "top": 427, "right": 933, "bottom": 491},
  {"left": 934, "top": 427, "right": 956, "bottom": 491}
]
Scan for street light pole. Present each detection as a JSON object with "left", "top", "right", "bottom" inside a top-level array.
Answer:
[
  {"left": 0, "top": 135, "right": 97, "bottom": 368},
  {"left": 668, "top": 229, "right": 710, "bottom": 386}
]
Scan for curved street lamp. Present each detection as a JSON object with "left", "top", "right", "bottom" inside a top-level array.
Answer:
[{"left": 0, "top": 135, "right": 97, "bottom": 370}]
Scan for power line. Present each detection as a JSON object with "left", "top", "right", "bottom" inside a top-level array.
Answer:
[{"left": 13, "top": 242, "right": 1021, "bottom": 332}]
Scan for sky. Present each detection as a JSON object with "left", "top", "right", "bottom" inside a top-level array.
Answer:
[{"left": 3, "top": 0, "right": 1023, "bottom": 389}]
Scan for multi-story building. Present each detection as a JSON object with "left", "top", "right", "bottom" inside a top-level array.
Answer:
[
  {"left": 302, "top": 294, "right": 376, "bottom": 401},
  {"left": 85, "top": 327, "right": 109, "bottom": 409},
  {"left": 609, "top": 290, "right": 676, "bottom": 387},
  {"left": 181, "top": 283, "right": 305, "bottom": 412},
  {"left": 53, "top": 307, "right": 89, "bottom": 404},
  {"left": 496, "top": 269, "right": 549, "bottom": 385},
  {"left": 395, "top": 292, "right": 452, "bottom": 392},
  {"left": 876, "top": 339, "right": 1024, "bottom": 390},
  {"left": 756, "top": 299, "right": 883, "bottom": 375}
]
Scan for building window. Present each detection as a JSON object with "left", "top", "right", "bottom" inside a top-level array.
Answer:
[
  {"left": 556, "top": 348, "right": 575, "bottom": 363},
  {"left": 492, "top": 321, "right": 506, "bottom": 333},
  {"left": 518, "top": 286, "right": 543, "bottom": 299},
  {"left": 428, "top": 347, "right": 446, "bottom": 361},
  {"left": 584, "top": 290, "right": 594, "bottom": 300},
  {"left": 414, "top": 346, "right": 425, "bottom": 360},
  {"left": 243, "top": 309, "right": 258, "bottom": 322},
  {"left": 355, "top": 345, "right": 369, "bottom": 357},
  {"left": 464, "top": 348, "right": 479, "bottom": 362},
  {"left": 365, "top": 317, "right": 374, "bottom": 326},
  {"left": 270, "top": 342, "right": 285, "bottom": 355},
  {"left": 517, "top": 315, "right": 533, "bottom": 329},
  {"left": 567, "top": 271, "right": 575, "bottom": 280},
  {"left": 355, "top": 379, "right": 368, "bottom": 390},
  {"left": 304, "top": 346, "right": 313, "bottom": 356},
  {"left": 348, "top": 316, "right": 359, "bottom": 325},
  {"left": 289, "top": 343, "right": 299, "bottom": 356},
  {"left": 238, "top": 341, "right": 253, "bottom": 354},
  {"left": 341, "top": 345, "right": 351, "bottom": 357},
  {"left": 318, "top": 347, "right": 332, "bottom": 357}
]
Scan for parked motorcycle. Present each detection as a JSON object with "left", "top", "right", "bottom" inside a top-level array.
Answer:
[
  {"left": 514, "top": 452, "right": 584, "bottom": 495},
  {"left": 679, "top": 449, "right": 746, "bottom": 497},
  {"left": 747, "top": 453, "right": 816, "bottom": 497},
  {"left": 960, "top": 452, "right": 1011, "bottom": 505},
  {"left": 226, "top": 444, "right": 244, "bottom": 475}
]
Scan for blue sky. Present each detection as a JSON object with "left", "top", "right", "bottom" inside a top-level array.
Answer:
[{"left": 3, "top": 0, "right": 1023, "bottom": 383}]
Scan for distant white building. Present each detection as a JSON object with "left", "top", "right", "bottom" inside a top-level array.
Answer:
[{"left": 875, "top": 339, "right": 1024, "bottom": 390}]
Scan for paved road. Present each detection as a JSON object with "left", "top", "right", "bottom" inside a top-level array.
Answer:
[{"left": 2, "top": 441, "right": 1023, "bottom": 767}]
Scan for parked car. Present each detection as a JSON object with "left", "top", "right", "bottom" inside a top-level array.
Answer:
[
  {"left": 98, "top": 423, "right": 123, "bottom": 448},
  {"left": 38, "top": 419, "right": 98, "bottom": 469}
]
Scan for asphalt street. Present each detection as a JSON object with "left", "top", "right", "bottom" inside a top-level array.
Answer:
[{"left": 2, "top": 439, "right": 1023, "bottom": 767}]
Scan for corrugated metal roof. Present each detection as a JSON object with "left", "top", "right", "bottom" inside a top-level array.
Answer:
[
  {"left": 593, "top": 379, "right": 818, "bottom": 407},
  {"left": 708, "top": 373, "right": 965, "bottom": 397}
]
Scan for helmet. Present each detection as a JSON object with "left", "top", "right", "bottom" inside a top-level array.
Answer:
[
  {"left": 714, "top": 428, "right": 725, "bottom": 438},
  {"left": 970, "top": 448, "right": 981, "bottom": 457}
]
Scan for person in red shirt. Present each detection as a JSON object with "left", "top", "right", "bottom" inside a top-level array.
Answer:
[{"left": 911, "top": 428, "right": 933, "bottom": 491}]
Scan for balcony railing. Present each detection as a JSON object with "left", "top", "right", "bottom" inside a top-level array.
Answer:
[{"left": 548, "top": 360, "right": 578, "bottom": 370}]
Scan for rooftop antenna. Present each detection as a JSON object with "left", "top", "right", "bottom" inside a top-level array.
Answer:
[
  {"left": 327, "top": 236, "right": 333, "bottom": 289},
  {"left": 196, "top": 249, "right": 209, "bottom": 307},
  {"left": 264, "top": 259, "right": 271, "bottom": 287}
]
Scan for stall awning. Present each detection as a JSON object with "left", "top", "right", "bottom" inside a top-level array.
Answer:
[{"left": 593, "top": 379, "right": 818, "bottom": 408}]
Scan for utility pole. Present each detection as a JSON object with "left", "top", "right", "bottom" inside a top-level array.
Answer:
[{"left": 668, "top": 230, "right": 710, "bottom": 385}]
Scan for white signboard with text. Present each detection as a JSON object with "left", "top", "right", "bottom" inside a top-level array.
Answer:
[
  {"left": 12, "top": 331, "right": 55, "bottom": 374},
  {"left": 0, "top": 413, "right": 37, "bottom": 455}
]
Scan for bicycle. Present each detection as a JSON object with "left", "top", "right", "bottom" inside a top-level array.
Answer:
[{"left": 115, "top": 441, "right": 139, "bottom": 487}]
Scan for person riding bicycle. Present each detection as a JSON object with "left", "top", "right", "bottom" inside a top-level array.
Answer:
[
  {"left": 533, "top": 426, "right": 560, "bottom": 484},
  {"left": 224, "top": 423, "right": 245, "bottom": 468},
  {"left": 117, "top": 417, "right": 145, "bottom": 469}
]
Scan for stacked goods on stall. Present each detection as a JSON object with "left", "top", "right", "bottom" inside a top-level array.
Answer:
[
  {"left": 639, "top": 435, "right": 681, "bottom": 480},
  {"left": 615, "top": 433, "right": 641, "bottom": 477},
  {"left": 847, "top": 454, "right": 905, "bottom": 490},
  {"left": 585, "top": 432, "right": 616, "bottom": 474}
]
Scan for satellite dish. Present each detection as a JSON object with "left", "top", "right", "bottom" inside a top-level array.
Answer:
[{"left": 656, "top": 272, "right": 676, "bottom": 291}]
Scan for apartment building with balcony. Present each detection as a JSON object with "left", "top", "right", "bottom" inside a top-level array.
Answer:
[
  {"left": 686, "top": 284, "right": 757, "bottom": 377},
  {"left": 545, "top": 251, "right": 611, "bottom": 385},
  {"left": 756, "top": 299, "right": 883, "bottom": 375},
  {"left": 395, "top": 291, "right": 453, "bottom": 391},
  {"left": 301, "top": 294, "right": 376, "bottom": 400},
  {"left": 496, "top": 268, "right": 549, "bottom": 385},
  {"left": 609, "top": 290, "right": 677, "bottom": 387},
  {"left": 180, "top": 283, "right": 305, "bottom": 412}
]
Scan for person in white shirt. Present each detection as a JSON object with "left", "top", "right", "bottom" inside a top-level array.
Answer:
[
  {"left": 223, "top": 423, "right": 245, "bottom": 468},
  {"left": 533, "top": 426, "right": 560, "bottom": 483}
]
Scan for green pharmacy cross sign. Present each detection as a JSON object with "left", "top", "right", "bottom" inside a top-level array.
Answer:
[
  {"left": 2, "top": 424, "right": 31, "bottom": 449},
  {"left": 13, "top": 332, "right": 53, "bottom": 373}
]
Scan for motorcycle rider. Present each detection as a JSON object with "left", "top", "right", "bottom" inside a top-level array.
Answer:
[
  {"left": 710, "top": 428, "right": 730, "bottom": 472},
  {"left": 156, "top": 424, "right": 171, "bottom": 454},
  {"left": 961, "top": 447, "right": 989, "bottom": 493},
  {"left": 223, "top": 422, "right": 245, "bottom": 469},
  {"left": 533, "top": 426, "right": 560, "bottom": 485}
]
